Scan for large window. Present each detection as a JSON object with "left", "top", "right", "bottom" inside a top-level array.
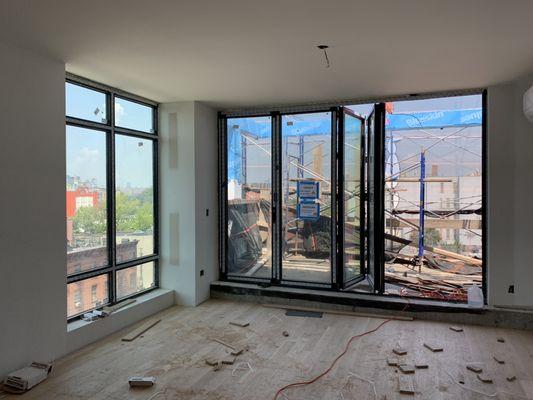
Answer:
[
  {"left": 66, "top": 75, "right": 158, "bottom": 319},
  {"left": 220, "top": 91, "right": 486, "bottom": 303}
]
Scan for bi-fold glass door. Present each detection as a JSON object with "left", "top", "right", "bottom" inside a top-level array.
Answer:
[{"left": 220, "top": 105, "right": 386, "bottom": 292}]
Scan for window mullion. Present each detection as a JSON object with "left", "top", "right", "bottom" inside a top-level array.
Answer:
[{"left": 108, "top": 92, "right": 117, "bottom": 304}]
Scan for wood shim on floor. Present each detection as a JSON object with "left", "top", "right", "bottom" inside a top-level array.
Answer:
[
  {"left": 398, "top": 375, "right": 415, "bottom": 394},
  {"left": 121, "top": 319, "right": 161, "bottom": 342},
  {"left": 261, "top": 303, "right": 413, "bottom": 321},
  {"left": 423, "top": 342, "right": 443, "bottom": 352},
  {"left": 229, "top": 321, "right": 250, "bottom": 327}
]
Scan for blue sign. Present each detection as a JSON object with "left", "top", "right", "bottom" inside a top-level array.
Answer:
[
  {"left": 297, "top": 180, "right": 320, "bottom": 200},
  {"left": 297, "top": 202, "right": 320, "bottom": 221}
]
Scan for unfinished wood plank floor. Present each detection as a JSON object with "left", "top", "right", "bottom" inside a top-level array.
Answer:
[{"left": 6, "top": 300, "right": 533, "bottom": 400}]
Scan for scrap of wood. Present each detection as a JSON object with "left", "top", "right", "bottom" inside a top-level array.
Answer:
[
  {"left": 282, "top": 331, "right": 289, "bottom": 337},
  {"left": 497, "top": 337, "right": 505, "bottom": 343},
  {"left": 212, "top": 362, "right": 221, "bottom": 371},
  {"left": 261, "top": 304, "right": 413, "bottom": 321},
  {"left": 230, "top": 349, "right": 244, "bottom": 356},
  {"left": 102, "top": 298, "right": 136, "bottom": 315},
  {"left": 222, "top": 357, "right": 236, "bottom": 365},
  {"left": 457, "top": 373, "right": 465, "bottom": 384},
  {"left": 121, "top": 319, "right": 161, "bottom": 342},
  {"left": 213, "top": 338, "right": 237, "bottom": 351},
  {"left": 393, "top": 347, "right": 408, "bottom": 356},
  {"left": 387, "top": 357, "right": 399, "bottom": 366},
  {"left": 399, "top": 364, "right": 415, "bottom": 374},
  {"left": 415, "top": 362, "right": 428, "bottom": 369},
  {"left": 398, "top": 375, "right": 415, "bottom": 394},
  {"left": 506, "top": 375, "right": 516, "bottom": 382},
  {"left": 477, "top": 373, "right": 493, "bottom": 383},
  {"left": 493, "top": 355, "right": 505, "bottom": 364},
  {"left": 205, "top": 359, "right": 218, "bottom": 366},
  {"left": 466, "top": 364, "right": 482, "bottom": 373},
  {"left": 423, "top": 343, "right": 443, "bottom": 352},
  {"left": 229, "top": 321, "right": 250, "bottom": 328},
  {"left": 449, "top": 326, "right": 463, "bottom": 332}
]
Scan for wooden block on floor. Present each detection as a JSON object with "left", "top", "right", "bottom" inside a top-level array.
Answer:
[
  {"left": 477, "top": 373, "right": 493, "bottom": 383},
  {"left": 393, "top": 347, "right": 408, "bottom": 356},
  {"left": 398, "top": 375, "right": 415, "bottom": 394},
  {"left": 457, "top": 373, "right": 465, "bottom": 385},
  {"left": 497, "top": 337, "right": 505, "bottom": 343},
  {"left": 221, "top": 357, "right": 236, "bottom": 365},
  {"left": 493, "top": 355, "right": 505, "bottom": 364},
  {"left": 506, "top": 375, "right": 517, "bottom": 382},
  {"left": 423, "top": 342, "right": 443, "bottom": 352},
  {"left": 229, "top": 321, "right": 250, "bottom": 328},
  {"left": 387, "top": 357, "right": 399, "bottom": 366},
  {"left": 449, "top": 326, "right": 463, "bottom": 332},
  {"left": 399, "top": 364, "right": 416, "bottom": 374},
  {"left": 231, "top": 349, "right": 244, "bottom": 356},
  {"left": 415, "top": 362, "right": 428, "bottom": 369},
  {"left": 121, "top": 319, "right": 161, "bottom": 342},
  {"left": 205, "top": 358, "right": 218, "bottom": 366},
  {"left": 466, "top": 364, "right": 483, "bottom": 373}
]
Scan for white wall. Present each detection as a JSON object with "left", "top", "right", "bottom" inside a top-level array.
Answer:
[
  {"left": 159, "top": 101, "right": 218, "bottom": 306},
  {"left": 0, "top": 42, "right": 67, "bottom": 378},
  {"left": 487, "top": 74, "right": 533, "bottom": 307},
  {"left": 194, "top": 102, "right": 219, "bottom": 304}
]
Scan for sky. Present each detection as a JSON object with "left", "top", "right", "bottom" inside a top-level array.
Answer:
[{"left": 66, "top": 83, "right": 154, "bottom": 189}]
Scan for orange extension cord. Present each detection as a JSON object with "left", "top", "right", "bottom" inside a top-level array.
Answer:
[{"left": 272, "top": 301, "right": 410, "bottom": 400}]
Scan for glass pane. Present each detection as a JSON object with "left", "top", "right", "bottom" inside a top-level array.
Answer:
[
  {"left": 116, "top": 262, "right": 156, "bottom": 299},
  {"left": 383, "top": 95, "right": 483, "bottom": 302},
  {"left": 115, "top": 97, "right": 154, "bottom": 133},
  {"left": 344, "top": 114, "right": 363, "bottom": 282},
  {"left": 66, "top": 126, "right": 108, "bottom": 276},
  {"left": 281, "top": 112, "right": 332, "bottom": 283},
  {"left": 66, "top": 82, "right": 108, "bottom": 123},
  {"left": 226, "top": 117, "right": 272, "bottom": 278},
  {"left": 67, "top": 275, "right": 109, "bottom": 318},
  {"left": 115, "top": 135, "right": 154, "bottom": 262}
]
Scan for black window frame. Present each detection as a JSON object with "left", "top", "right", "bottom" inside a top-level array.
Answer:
[
  {"left": 66, "top": 73, "right": 159, "bottom": 321},
  {"left": 218, "top": 89, "right": 487, "bottom": 304}
]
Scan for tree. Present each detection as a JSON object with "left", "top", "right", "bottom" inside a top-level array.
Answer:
[
  {"left": 115, "top": 191, "right": 153, "bottom": 233},
  {"left": 73, "top": 206, "right": 106, "bottom": 235}
]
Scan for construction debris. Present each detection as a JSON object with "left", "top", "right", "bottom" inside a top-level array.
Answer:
[
  {"left": 477, "top": 373, "right": 493, "bottom": 383},
  {"left": 466, "top": 364, "right": 482, "bottom": 373},
  {"left": 497, "top": 337, "right": 505, "bottom": 343},
  {"left": 231, "top": 349, "right": 244, "bottom": 356},
  {"left": 122, "top": 319, "right": 161, "bottom": 342},
  {"left": 449, "top": 326, "right": 463, "bottom": 332},
  {"left": 414, "top": 362, "right": 428, "bottom": 369},
  {"left": 3, "top": 362, "right": 53, "bottom": 394},
  {"left": 128, "top": 376, "right": 155, "bottom": 387},
  {"left": 213, "top": 338, "right": 237, "bottom": 351},
  {"left": 282, "top": 331, "right": 289, "bottom": 337},
  {"left": 222, "top": 357, "right": 236, "bottom": 365},
  {"left": 229, "top": 321, "right": 250, "bottom": 328},
  {"left": 493, "top": 355, "right": 505, "bottom": 364},
  {"left": 205, "top": 359, "right": 218, "bottom": 367},
  {"left": 387, "top": 357, "right": 399, "bottom": 366},
  {"left": 423, "top": 343, "right": 443, "bottom": 352},
  {"left": 398, "top": 375, "right": 415, "bottom": 394},
  {"left": 506, "top": 375, "right": 517, "bottom": 382},
  {"left": 393, "top": 347, "right": 408, "bottom": 356},
  {"left": 399, "top": 364, "right": 415, "bottom": 374},
  {"left": 457, "top": 373, "right": 465, "bottom": 384}
]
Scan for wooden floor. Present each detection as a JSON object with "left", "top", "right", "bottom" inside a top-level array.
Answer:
[{"left": 4, "top": 300, "right": 533, "bottom": 399}]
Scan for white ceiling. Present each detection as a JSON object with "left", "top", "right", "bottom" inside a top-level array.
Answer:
[{"left": 2, "top": 0, "right": 533, "bottom": 108}]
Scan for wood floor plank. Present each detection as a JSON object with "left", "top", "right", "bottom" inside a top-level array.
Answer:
[{"left": 7, "top": 299, "right": 533, "bottom": 400}]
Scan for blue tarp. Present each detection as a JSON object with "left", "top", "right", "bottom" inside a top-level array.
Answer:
[{"left": 227, "top": 108, "right": 482, "bottom": 182}]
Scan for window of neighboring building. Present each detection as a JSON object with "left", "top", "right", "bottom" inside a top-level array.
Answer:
[{"left": 65, "top": 75, "right": 159, "bottom": 320}]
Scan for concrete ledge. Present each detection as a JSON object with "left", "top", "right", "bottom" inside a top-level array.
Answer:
[
  {"left": 66, "top": 289, "right": 174, "bottom": 354},
  {"left": 211, "top": 281, "right": 533, "bottom": 330}
]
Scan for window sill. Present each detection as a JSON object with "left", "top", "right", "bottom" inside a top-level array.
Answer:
[{"left": 66, "top": 288, "right": 174, "bottom": 354}]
